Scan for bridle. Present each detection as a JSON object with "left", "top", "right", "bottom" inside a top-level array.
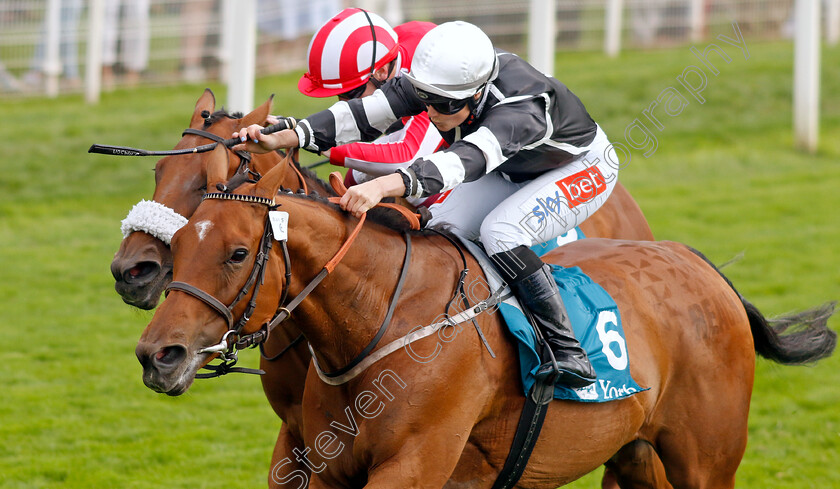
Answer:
[
  {"left": 165, "top": 192, "right": 292, "bottom": 377},
  {"left": 92, "top": 118, "right": 311, "bottom": 372},
  {"left": 180, "top": 127, "right": 309, "bottom": 195},
  {"left": 165, "top": 181, "right": 420, "bottom": 379},
  {"left": 92, "top": 122, "right": 429, "bottom": 380}
]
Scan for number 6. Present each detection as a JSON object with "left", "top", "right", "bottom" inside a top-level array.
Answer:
[{"left": 595, "top": 310, "right": 628, "bottom": 370}]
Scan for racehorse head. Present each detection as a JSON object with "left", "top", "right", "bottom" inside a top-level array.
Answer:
[
  {"left": 111, "top": 89, "right": 286, "bottom": 310},
  {"left": 135, "top": 153, "right": 297, "bottom": 395}
]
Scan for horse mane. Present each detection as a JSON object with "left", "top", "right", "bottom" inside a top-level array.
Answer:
[
  {"left": 202, "top": 108, "right": 244, "bottom": 128},
  {"left": 295, "top": 163, "right": 334, "bottom": 194},
  {"left": 279, "top": 190, "right": 439, "bottom": 236}
]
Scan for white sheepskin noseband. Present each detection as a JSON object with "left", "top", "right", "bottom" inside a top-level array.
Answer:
[{"left": 120, "top": 200, "right": 188, "bottom": 245}]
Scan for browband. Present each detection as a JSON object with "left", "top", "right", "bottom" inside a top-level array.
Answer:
[{"left": 203, "top": 192, "right": 275, "bottom": 207}]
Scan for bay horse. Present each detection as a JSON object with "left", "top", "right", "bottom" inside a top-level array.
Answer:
[
  {"left": 107, "top": 89, "right": 328, "bottom": 485},
  {"left": 111, "top": 90, "right": 653, "bottom": 486},
  {"left": 135, "top": 156, "right": 835, "bottom": 488}
]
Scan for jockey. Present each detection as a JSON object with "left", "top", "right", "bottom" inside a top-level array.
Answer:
[
  {"left": 235, "top": 21, "right": 620, "bottom": 388},
  {"left": 293, "top": 7, "right": 444, "bottom": 207}
]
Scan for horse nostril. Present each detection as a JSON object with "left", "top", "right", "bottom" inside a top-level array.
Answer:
[
  {"left": 122, "top": 261, "right": 160, "bottom": 284},
  {"left": 152, "top": 345, "right": 187, "bottom": 369}
]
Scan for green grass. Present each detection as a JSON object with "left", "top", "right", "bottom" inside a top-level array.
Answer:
[{"left": 1, "top": 39, "right": 838, "bottom": 488}]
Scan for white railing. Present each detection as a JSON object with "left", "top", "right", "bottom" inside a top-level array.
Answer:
[{"left": 0, "top": 0, "right": 836, "bottom": 99}]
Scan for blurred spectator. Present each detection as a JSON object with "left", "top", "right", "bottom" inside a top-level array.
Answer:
[
  {"left": 257, "top": 0, "right": 340, "bottom": 40},
  {"left": 22, "top": 0, "right": 83, "bottom": 90},
  {"left": 256, "top": 0, "right": 340, "bottom": 72},
  {"left": 0, "top": 60, "right": 21, "bottom": 92},
  {"left": 180, "top": 0, "right": 219, "bottom": 82},
  {"left": 631, "top": 0, "right": 668, "bottom": 46},
  {"left": 102, "top": 0, "right": 150, "bottom": 89}
]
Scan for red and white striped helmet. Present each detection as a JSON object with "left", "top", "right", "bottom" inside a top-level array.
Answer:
[{"left": 298, "top": 8, "right": 399, "bottom": 98}]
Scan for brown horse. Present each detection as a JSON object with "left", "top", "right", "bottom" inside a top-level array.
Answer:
[
  {"left": 112, "top": 90, "right": 653, "bottom": 487},
  {"left": 107, "top": 89, "right": 329, "bottom": 487},
  {"left": 135, "top": 158, "right": 835, "bottom": 488}
]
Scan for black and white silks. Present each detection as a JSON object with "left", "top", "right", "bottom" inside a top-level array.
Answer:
[{"left": 296, "top": 51, "right": 600, "bottom": 200}]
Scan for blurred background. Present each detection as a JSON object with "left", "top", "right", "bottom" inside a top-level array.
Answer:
[{"left": 0, "top": 0, "right": 835, "bottom": 97}]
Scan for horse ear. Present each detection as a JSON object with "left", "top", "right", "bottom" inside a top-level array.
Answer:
[
  {"left": 255, "top": 149, "right": 294, "bottom": 199},
  {"left": 190, "top": 88, "right": 216, "bottom": 128},
  {"left": 205, "top": 145, "right": 228, "bottom": 190},
  {"left": 238, "top": 94, "right": 274, "bottom": 130}
]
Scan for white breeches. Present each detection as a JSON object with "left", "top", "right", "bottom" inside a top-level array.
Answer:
[{"left": 428, "top": 126, "right": 619, "bottom": 255}]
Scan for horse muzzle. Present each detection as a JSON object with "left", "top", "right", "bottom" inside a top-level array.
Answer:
[
  {"left": 113, "top": 262, "right": 172, "bottom": 310},
  {"left": 112, "top": 232, "right": 173, "bottom": 310},
  {"left": 135, "top": 341, "right": 195, "bottom": 395}
]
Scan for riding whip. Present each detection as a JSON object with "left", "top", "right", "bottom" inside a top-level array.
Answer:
[{"left": 88, "top": 117, "right": 297, "bottom": 157}]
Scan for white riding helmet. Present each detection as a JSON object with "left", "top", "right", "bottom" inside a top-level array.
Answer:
[{"left": 405, "top": 21, "right": 499, "bottom": 101}]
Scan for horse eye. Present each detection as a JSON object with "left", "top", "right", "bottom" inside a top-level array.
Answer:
[{"left": 229, "top": 248, "right": 249, "bottom": 263}]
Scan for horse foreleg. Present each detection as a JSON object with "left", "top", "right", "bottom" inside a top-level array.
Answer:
[
  {"left": 602, "top": 467, "right": 619, "bottom": 489},
  {"left": 360, "top": 432, "right": 470, "bottom": 489},
  {"left": 603, "top": 440, "right": 673, "bottom": 489},
  {"left": 268, "top": 423, "right": 311, "bottom": 489}
]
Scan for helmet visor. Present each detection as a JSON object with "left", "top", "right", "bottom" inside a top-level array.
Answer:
[{"left": 413, "top": 86, "right": 471, "bottom": 115}]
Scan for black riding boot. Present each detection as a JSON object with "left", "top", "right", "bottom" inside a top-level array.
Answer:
[
  {"left": 491, "top": 245, "right": 595, "bottom": 388},
  {"left": 510, "top": 264, "right": 596, "bottom": 388}
]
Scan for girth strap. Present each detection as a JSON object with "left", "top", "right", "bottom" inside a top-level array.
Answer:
[{"left": 489, "top": 377, "right": 556, "bottom": 489}]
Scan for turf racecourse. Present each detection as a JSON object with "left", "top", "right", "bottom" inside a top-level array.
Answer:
[{"left": 1, "top": 40, "right": 838, "bottom": 488}]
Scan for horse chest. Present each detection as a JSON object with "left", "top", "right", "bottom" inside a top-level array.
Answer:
[{"left": 302, "top": 369, "right": 411, "bottom": 478}]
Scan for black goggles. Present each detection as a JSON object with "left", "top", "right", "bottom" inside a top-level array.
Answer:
[
  {"left": 413, "top": 87, "right": 471, "bottom": 115},
  {"left": 337, "top": 82, "right": 368, "bottom": 101}
]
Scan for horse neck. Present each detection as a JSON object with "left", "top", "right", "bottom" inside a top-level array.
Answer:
[{"left": 279, "top": 197, "right": 441, "bottom": 373}]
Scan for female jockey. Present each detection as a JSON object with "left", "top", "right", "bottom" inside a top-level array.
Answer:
[
  {"left": 235, "top": 21, "right": 621, "bottom": 388},
  {"left": 293, "top": 7, "right": 444, "bottom": 207}
]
